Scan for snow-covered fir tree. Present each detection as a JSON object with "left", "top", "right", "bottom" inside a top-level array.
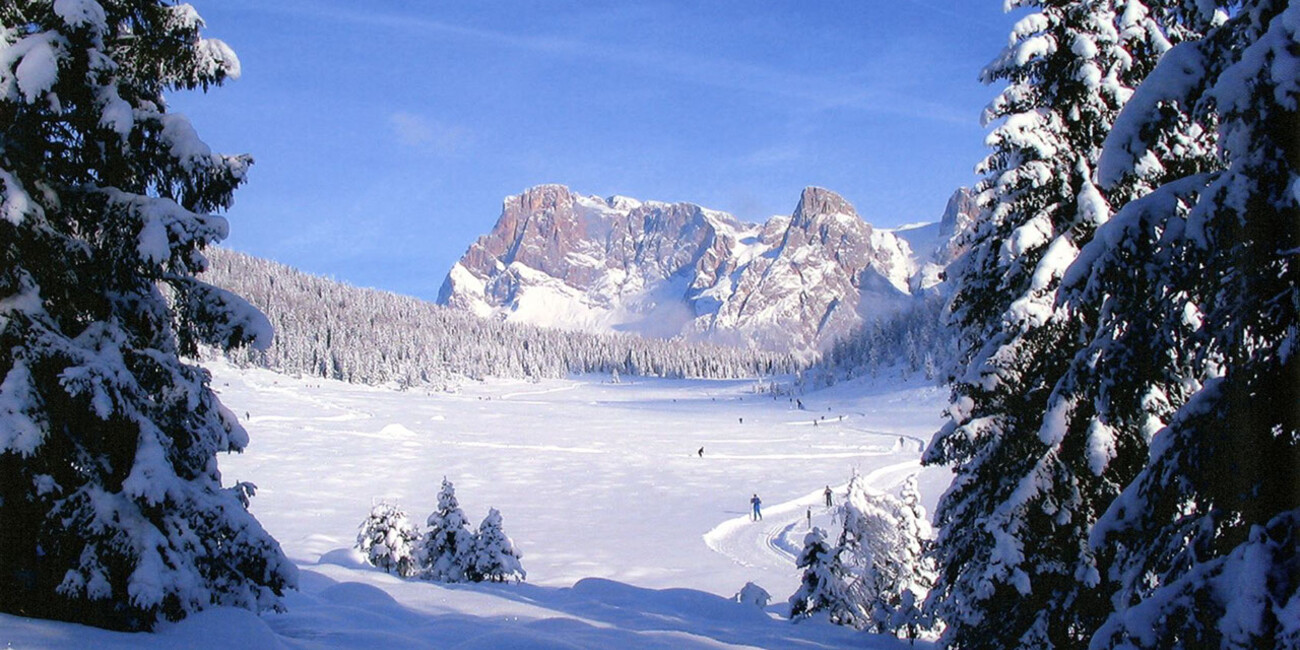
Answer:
[
  {"left": 356, "top": 501, "right": 421, "bottom": 578},
  {"left": 790, "top": 475, "right": 936, "bottom": 633},
  {"left": 837, "top": 474, "right": 934, "bottom": 638},
  {"left": 1097, "top": 0, "right": 1223, "bottom": 207},
  {"left": 922, "top": 1, "right": 1193, "bottom": 646},
  {"left": 893, "top": 475, "right": 932, "bottom": 640},
  {"left": 900, "top": 474, "right": 926, "bottom": 531},
  {"left": 421, "top": 478, "right": 475, "bottom": 583},
  {"left": 1040, "top": 0, "right": 1226, "bottom": 508},
  {"left": 788, "top": 526, "right": 858, "bottom": 625},
  {"left": 898, "top": 475, "right": 933, "bottom": 593},
  {"left": 0, "top": 1, "right": 294, "bottom": 630},
  {"left": 468, "top": 507, "right": 525, "bottom": 583},
  {"left": 811, "top": 293, "right": 958, "bottom": 386},
  {"left": 1078, "top": 2, "right": 1300, "bottom": 646}
]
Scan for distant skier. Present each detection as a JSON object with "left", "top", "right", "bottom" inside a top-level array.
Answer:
[
  {"left": 824, "top": 486, "right": 833, "bottom": 507},
  {"left": 806, "top": 507, "right": 812, "bottom": 529},
  {"left": 751, "top": 494, "right": 763, "bottom": 521},
  {"left": 796, "top": 399, "right": 804, "bottom": 410},
  {"left": 739, "top": 417, "right": 743, "bottom": 424},
  {"left": 698, "top": 446, "right": 704, "bottom": 457}
]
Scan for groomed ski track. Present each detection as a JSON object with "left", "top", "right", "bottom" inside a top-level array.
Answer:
[{"left": 702, "top": 458, "right": 923, "bottom": 574}]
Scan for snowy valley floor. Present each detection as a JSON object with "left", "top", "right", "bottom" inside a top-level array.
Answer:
[{"left": 2, "top": 364, "right": 951, "bottom": 649}]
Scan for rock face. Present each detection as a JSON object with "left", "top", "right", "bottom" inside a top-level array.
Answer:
[
  {"left": 438, "top": 184, "right": 941, "bottom": 355},
  {"left": 936, "top": 186, "right": 979, "bottom": 265},
  {"left": 892, "top": 187, "right": 979, "bottom": 294}
]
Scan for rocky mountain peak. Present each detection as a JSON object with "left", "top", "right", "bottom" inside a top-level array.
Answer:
[
  {"left": 440, "top": 184, "right": 959, "bottom": 356},
  {"left": 792, "top": 186, "right": 857, "bottom": 225},
  {"left": 939, "top": 187, "right": 978, "bottom": 239},
  {"left": 510, "top": 183, "right": 576, "bottom": 214},
  {"left": 935, "top": 187, "right": 979, "bottom": 266}
]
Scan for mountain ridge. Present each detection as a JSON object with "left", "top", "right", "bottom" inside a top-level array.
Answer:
[{"left": 439, "top": 185, "right": 975, "bottom": 355}]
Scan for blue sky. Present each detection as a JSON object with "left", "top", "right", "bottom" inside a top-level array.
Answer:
[{"left": 176, "top": 1, "right": 1018, "bottom": 300}]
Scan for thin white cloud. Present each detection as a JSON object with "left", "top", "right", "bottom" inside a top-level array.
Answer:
[
  {"left": 387, "top": 111, "right": 472, "bottom": 154},
  {"left": 238, "top": 0, "right": 978, "bottom": 127},
  {"left": 739, "top": 144, "right": 804, "bottom": 168}
]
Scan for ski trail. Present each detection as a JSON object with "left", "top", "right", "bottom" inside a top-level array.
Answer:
[
  {"left": 837, "top": 416, "right": 928, "bottom": 450},
  {"left": 702, "top": 485, "right": 839, "bottom": 573},
  {"left": 236, "top": 374, "right": 374, "bottom": 423},
  {"left": 499, "top": 381, "right": 580, "bottom": 400},
  {"left": 702, "top": 459, "right": 923, "bottom": 575},
  {"left": 861, "top": 458, "right": 923, "bottom": 489}
]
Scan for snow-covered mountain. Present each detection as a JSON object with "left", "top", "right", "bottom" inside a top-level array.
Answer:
[
  {"left": 889, "top": 187, "right": 978, "bottom": 294},
  {"left": 440, "top": 185, "right": 973, "bottom": 355}
]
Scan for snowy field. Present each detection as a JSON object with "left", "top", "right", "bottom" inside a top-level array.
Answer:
[{"left": 2, "top": 363, "right": 951, "bottom": 649}]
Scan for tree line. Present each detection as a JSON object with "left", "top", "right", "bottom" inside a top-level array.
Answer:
[{"left": 201, "top": 247, "right": 801, "bottom": 387}]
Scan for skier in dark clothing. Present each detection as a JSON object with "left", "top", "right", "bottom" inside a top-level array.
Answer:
[
  {"left": 824, "top": 486, "right": 833, "bottom": 507},
  {"left": 698, "top": 446, "right": 704, "bottom": 457},
  {"left": 750, "top": 494, "right": 763, "bottom": 521}
]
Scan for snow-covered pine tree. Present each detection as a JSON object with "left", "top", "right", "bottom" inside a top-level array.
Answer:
[
  {"left": 787, "top": 526, "right": 858, "bottom": 625},
  {"left": 420, "top": 477, "right": 474, "bottom": 582},
  {"left": 468, "top": 507, "right": 524, "bottom": 583},
  {"left": 1082, "top": 2, "right": 1300, "bottom": 646},
  {"left": 1093, "top": 1, "right": 1222, "bottom": 208},
  {"left": 837, "top": 474, "right": 934, "bottom": 637},
  {"left": 1041, "top": 0, "right": 1226, "bottom": 493},
  {"left": 1040, "top": 0, "right": 1227, "bottom": 594},
  {"left": 894, "top": 475, "right": 935, "bottom": 592},
  {"left": 0, "top": 1, "right": 294, "bottom": 631},
  {"left": 895, "top": 473, "right": 933, "bottom": 642},
  {"left": 922, "top": 1, "right": 1188, "bottom": 647},
  {"left": 356, "top": 501, "right": 421, "bottom": 577},
  {"left": 900, "top": 474, "right": 926, "bottom": 529}
]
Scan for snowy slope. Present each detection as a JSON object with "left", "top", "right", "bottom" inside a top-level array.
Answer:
[
  {"left": 2, "top": 362, "right": 949, "bottom": 649},
  {"left": 886, "top": 187, "right": 978, "bottom": 294}
]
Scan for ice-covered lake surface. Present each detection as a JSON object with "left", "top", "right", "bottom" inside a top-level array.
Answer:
[{"left": 3, "top": 362, "right": 951, "bottom": 649}]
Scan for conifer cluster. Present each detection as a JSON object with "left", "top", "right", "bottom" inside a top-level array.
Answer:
[{"left": 356, "top": 479, "right": 525, "bottom": 585}]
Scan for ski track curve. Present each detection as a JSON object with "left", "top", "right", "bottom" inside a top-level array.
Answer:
[{"left": 702, "top": 459, "right": 923, "bottom": 577}]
